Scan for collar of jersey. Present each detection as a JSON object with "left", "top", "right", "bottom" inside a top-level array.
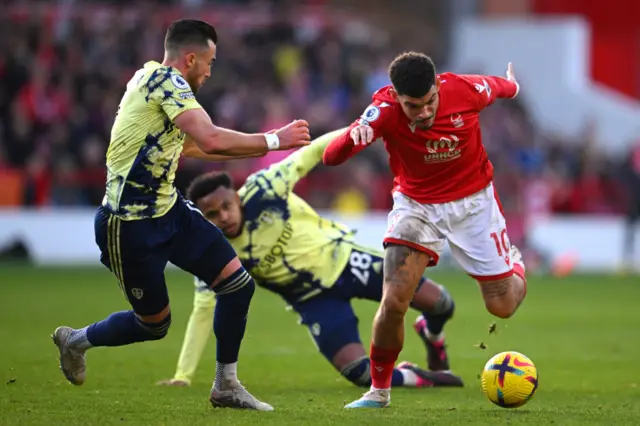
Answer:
[{"left": 143, "top": 61, "right": 184, "bottom": 77}]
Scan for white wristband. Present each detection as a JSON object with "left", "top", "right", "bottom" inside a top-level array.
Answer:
[{"left": 264, "top": 133, "right": 280, "bottom": 151}]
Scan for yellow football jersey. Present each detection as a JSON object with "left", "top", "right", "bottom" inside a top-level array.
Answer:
[
  {"left": 228, "top": 129, "right": 365, "bottom": 303},
  {"left": 103, "top": 61, "right": 202, "bottom": 220}
]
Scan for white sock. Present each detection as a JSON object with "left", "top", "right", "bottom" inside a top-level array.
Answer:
[
  {"left": 214, "top": 362, "right": 238, "bottom": 388},
  {"left": 426, "top": 330, "right": 444, "bottom": 343},
  {"left": 399, "top": 368, "right": 419, "bottom": 387},
  {"left": 68, "top": 327, "right": 92, "bottom": 350}
]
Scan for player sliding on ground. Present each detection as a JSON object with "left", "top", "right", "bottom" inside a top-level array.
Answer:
[
  {"left": 323, "top": 52, "right": 528, "bottom": 409},
  {"left": 156, "top": 129, "right": 463, "bottom": 390},
  {"left": 51, "top": 19, "right": 310, "bottom": 411}
]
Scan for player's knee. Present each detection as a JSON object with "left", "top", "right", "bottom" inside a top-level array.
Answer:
[
  {"left": 135, "top": 312, "right": 172, "bottom": 341},
  {"left": 381, "top": 289, "right": 412, "bottom": 320},
  {"left": 485, "top": 299, "right": 517, "bottom": 319},
  {"left": 340, "top": 356, "right": 372, "bottom": 388},
  {"left": 213, "top": 267, "right": 255, "bottom": 298},
  {"left": 481, "top": 277, "right": 522, "bottom": 319},
  {"left": 432, "top": 283, "right": 455, "bottom": 316},
  {"left": 212, "top": 269, "right": 255, "bottom": 337}
]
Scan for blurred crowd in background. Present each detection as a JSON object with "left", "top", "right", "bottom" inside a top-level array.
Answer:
[{"left": 1, "top": 0, "right": 639, "bottom": 248}]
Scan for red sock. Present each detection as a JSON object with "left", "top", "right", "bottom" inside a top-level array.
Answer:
[
  {"left": 512, "top": 263, "right": 527, "bottom": 297},
  {"left": 370, "top": 343, "right": 400, "bottom": 389}
]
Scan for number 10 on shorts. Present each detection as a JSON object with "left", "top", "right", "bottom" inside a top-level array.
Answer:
[{"left": 490, "top": 229, "right": 511, "bottom": 266}]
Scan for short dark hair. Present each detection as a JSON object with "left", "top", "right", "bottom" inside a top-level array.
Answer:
[
  {"left": 388, "top": 51, "right": 437, "bottom": 98},
  {"left": 186, "top": 171, "right": 233, "bottom": 204},
  {"left": 164, "top": 19, "right": 218, "bottom": 53}
]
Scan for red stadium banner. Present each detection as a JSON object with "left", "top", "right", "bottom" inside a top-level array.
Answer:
[{"left": 533, "top": 0, "right": 640, "bottom": 100}]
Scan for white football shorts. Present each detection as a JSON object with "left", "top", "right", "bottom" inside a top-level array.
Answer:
[{"left": 383, "top": 184, "right": 514, "bottom": 280}]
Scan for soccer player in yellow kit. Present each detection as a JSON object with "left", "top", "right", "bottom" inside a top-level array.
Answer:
[
  {"left": 50, "top": 19, "right": 310, "bottom": 411},
  {"left": 157, "top": 129, "right": 463, "bottom": 389}
]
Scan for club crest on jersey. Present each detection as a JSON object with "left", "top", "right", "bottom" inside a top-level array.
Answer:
[
  {"left": 171, "top": 74, "right": 190, "bottom": 90},
  {"left": 360, "top": 105, "right": 380, "bottom": 122},
  {"left": 131, "top": 288, "right": 144, "bottom": 299},
  {"left": 451, "top": 113, "right": 464, "bottom": 128},
  {"left": 259, "top": 210, "right": 275, "bottom": 225},
  {"left": 311, "top": 323, "right": 321, "bottom": 337}
]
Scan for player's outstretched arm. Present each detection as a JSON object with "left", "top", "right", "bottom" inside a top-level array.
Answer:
[
  {"left": 488, "top": 62, "right": 520, "bottom": 98},
  {"left": 244, "top": 128, "right": 348, "bottom": 197},
  {"left": 323, "top": 124, "right": 375, "bottom": 166},
  {"left": 465, "top": 62, "right": 520, "bottom": 110},
  {"left": 182, "top": 137, "right": 266, "bottom": 161},
  {"left": 279, "top": 127, "right": 348, "bottom": 181},
  {"left": 175, "top": 108, "right": 311, "bottom": 158}
]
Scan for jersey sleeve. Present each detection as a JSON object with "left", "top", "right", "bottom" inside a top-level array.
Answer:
[
  {"left": 248, "top": 128, "right": 347, "bottom": 197},
  {"left": 459, "top": 74, "right": 520, "bottom": 111},
  {"left": 322, "top": 101, "right": 390, "bottom": 166},
  {"left": 146, "top": 70, "right": 203, "bottom": 121}
]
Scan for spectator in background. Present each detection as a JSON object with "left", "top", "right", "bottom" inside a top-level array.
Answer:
[
  {"left": 0, "top": 0, "right": 632, "bottom": 240},
  {"left": 256, "top": 95, "right": 295, "bottom": 169},
  {"left": 330, "top": 159, "right": 375, "bottom": 215}
]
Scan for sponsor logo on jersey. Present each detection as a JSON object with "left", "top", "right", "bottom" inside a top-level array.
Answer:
[
  {"left": 424, "top": 135, "right": 462, "bottom": 163},
  {"left": 254, "top": 221, "right": 294, "bottom": 272}
]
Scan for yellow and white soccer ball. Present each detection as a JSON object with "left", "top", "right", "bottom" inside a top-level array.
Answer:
[{"left": 480, "top": 351, "right": 538, "bottom": 408}]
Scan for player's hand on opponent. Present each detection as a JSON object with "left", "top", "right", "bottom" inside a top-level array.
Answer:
[
  {"left": 350, "top": 124, "right": 374, "bottom": 146},
  {"left": 506, "top": 62, "right": 517, "bottom": 83},
  {"left": 273, "top": 119, "right": 311, "bottom": 150}
]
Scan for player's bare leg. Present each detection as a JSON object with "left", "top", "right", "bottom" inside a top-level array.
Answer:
[
  {"left": 207, "top": 258, "right": 273, "bottom": 411},
  {"left": 479, "top": 245, "right": 527, "bottom": 318},
  {"left": 345, "top": 244, "right": 430, "bottom": 408}
]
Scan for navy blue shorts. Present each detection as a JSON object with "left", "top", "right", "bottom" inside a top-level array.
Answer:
[
  {"left": 95, "top": 197, "right": 237, "bottom": 316},
  {"left": 291, "top": 245, "right": 426, "bottom": 362}
]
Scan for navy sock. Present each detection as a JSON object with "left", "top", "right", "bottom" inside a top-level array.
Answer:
[
  {"left": 423, "top": 301, "right": 454, "bottom": 336},
  {"left": 423, "top": 285, "right": 455, "bottom": 336},
  {"left": 391, "top": 369, "right": 405, "bottom": 386},
  {"left": 213, "top": 268, "right": 255, "bottom": 364},
  {"left": 83, "top": 310, "right": 171, "bottom": 347}
]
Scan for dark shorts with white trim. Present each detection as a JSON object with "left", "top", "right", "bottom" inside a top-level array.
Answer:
[{"left": 94, "top": 196, "right": 237, "bottom": 316}]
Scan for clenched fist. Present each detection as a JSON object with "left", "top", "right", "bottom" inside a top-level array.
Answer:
[{"left": 274, "top": 120, "right": 311, "bottom": 150}]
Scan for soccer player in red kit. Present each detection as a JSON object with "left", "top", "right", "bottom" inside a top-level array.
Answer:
[{"left": 323, "top": 52, "right": 528, "bottom": 408}]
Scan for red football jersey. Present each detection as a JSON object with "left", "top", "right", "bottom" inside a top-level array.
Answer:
[{"left": 323, "top": 72, "right": 519, "bottom": 203}]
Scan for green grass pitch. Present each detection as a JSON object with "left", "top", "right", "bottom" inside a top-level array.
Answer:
[{"left": 1, "top": 265, "right": 639, "bottom": 425}]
